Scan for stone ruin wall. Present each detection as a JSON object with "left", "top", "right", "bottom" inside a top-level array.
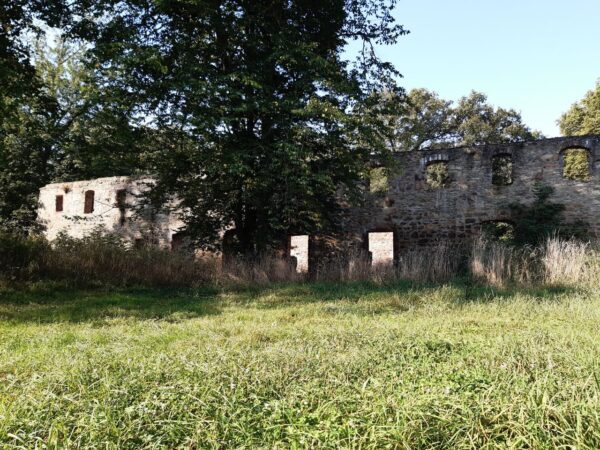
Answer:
[
  {"left": 38, "top": 135, "right": 600, "bottom": 269},
  {"left": 38, "top": 176, "right": 183, "bottom": 247},
  {"left": 311, "top": 135, "right": 600, "bottom": 268}
]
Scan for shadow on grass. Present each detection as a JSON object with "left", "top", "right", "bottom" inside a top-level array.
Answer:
[
  {"left": 0, "top": 284, "right": 222, "bottom": 324},
  {"left": 0, "top": 279, "right": 584, "bottom": 324}
]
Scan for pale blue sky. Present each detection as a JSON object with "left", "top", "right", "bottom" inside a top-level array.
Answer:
[{"left": 370, "top": 0, "right": 600, "bottom": 137}]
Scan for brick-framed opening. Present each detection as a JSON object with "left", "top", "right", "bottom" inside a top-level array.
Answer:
[
  {"left": 83, "top": 190, "right": 95, "bottom": 214},
  {"left": 171, "top": 231, "right": 190, "bottom": 253},
  {"left": 424, "top": 160, "right": 450, "bottom": 189},
  {"left": 55, "top": 195, "right": 64, "bottom": 212}
]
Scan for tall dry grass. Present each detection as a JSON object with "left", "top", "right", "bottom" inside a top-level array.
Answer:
[
  {"left": 470, "top": 236, "right": 598, "bottom": 287},
  {"left": 1, "top": 229, "right": 598, "bottom": 288}
]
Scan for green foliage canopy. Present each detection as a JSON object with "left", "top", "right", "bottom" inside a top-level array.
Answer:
[
  {"left": 385, "top": 89, "right": 542, "bottom": 152},
  {"left": 558, "top": 80, "right": 600, "bottom": 136},
  {"left": 69, "top": 0, "right": 407, "bottom": 254}
]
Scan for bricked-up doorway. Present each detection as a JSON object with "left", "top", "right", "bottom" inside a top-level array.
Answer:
[
  {"left": 289, "top": 235, "right": 309, "bottom": 273},
  {"left": 368, "top": 232, "right": 394, "bottom": 266}
]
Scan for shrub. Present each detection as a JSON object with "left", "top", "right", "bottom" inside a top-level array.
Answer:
[
  {"left": 0, "top": 231, "right": 49, "bottom": 281},
  {"left": 44, "top": 229, "right": 217, "bottom": 287},
  {"left": 507, "top": 184, "right": 588, "bottom": 246}
]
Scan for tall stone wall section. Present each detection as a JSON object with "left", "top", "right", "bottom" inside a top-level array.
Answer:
[{"left": 345, "top": 135, "right": 600, "bottom": 258}]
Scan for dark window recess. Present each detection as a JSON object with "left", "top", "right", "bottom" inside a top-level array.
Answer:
[
  {"left": 492, "top": 155, "right": 513, "bottom": 186},
  {"left": 55, "top": 195, "right": 64, "bottom": 212},
  {"left": 116, "top": 189, "right": 127, "bottom": 226},
  {"left": 84, "top": 190, "right": 95, "bottom": 214},
  {"left": 171, "top": 233, "right": 183, "bottom": 251},
  {"left": 481, "top": 221, "right": 515, "bottom": 243}
]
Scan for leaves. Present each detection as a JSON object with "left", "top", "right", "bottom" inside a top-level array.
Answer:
[
  {"left": 558, "top": 80, "right": 600, "bottom": 136},
  {"left": 68, "top": 0, "right": 405, "bottom": 254},
  {"left": 384, "top": 89, "right": 542, "bottom": 152}
]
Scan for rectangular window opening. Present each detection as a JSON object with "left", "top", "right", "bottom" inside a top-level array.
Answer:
[
  {"left": 116, "top": 189, "right": 127, "bottom": 226},
  {"left": 369, "top": 167, "right": 388, "bottom": 194},
  {"left": 55, "top": 195, "right": 64, "bottom": 212},
  {"left": 368, "top": 232, "right": 394, "bottom": 266},
  {"left": 84, "top": 190, "right": 95, "bottom": 214},
  {"left": 492, "top": 155, "right": 513, "bottom": 186},
  {"left": 289, "top": 235, "right": 309, "bottom": 273}
]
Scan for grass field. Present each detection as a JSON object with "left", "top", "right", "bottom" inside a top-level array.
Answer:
[{"left": 1, "top": 280, "right": 599, "bottom": 448}]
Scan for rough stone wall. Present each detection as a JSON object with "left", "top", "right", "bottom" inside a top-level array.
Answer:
[
  {"left": 38, "top": 176, "right": 183, "bottom": 247},
  {"left": 345, "top": 135, "right": 600, "bottom": 259},
  {"left": 38, "top": 136, "right": 600, "bottom": 265}
]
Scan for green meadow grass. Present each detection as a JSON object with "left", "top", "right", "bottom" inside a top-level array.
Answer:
[{"left": 0, "top": 281, "right": 599, "bottom": 449}]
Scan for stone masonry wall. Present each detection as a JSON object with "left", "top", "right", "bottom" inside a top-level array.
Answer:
[
  {"left": 38, "top": 136, "right": 600, "bottom": 265},
  {"left": 344, "top": 135, "right": 600, "bottom": 260}
]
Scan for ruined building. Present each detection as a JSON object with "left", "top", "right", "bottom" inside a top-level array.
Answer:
[{"left": 38, "top": 135, "right": 600, "bottom": 270}]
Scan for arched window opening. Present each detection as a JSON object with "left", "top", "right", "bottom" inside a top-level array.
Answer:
[
  {"left": 492, "top": 155, "right": 513, "bottom": 186},
  {"left": 426, "top": 161, "right": 449, "bottom": 188},
  {"left": 562, "top": 147, "right": 591, "bottom": 181},
  {"left": 83, "top": 190, "right": 95, "bottom": 214},
  {"left": 289, "top": 235, "right": 309, "bottom": 273},
  {"left": 368, "top": 231, "right": 394, "bottom": 266}
]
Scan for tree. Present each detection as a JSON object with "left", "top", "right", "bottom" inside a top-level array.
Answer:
[
  {"left": 69, "top": 0, "right": 407, "bottom": 255},
  {"left": 0, "top": 93, "right": 57, "bottom": 232},
  {"left": 0, "top": 1, "right": 68, "bottom": 109},
  {"left": 385, "top": 88, "right": 455, "bottom": 152},
  {"left": 33, "top": 36, "right": 147, "bottom": 181},
  {"left": 386, "top": 89, "right": 541, "bottom": 152},
  {"left": 0, "top": 2, "right": 69, "bottom": 233},
  {"left": 0, "top": 34, "right": 146, "bottom": 233},
  {"left": 558, "top": 80, "right": 600, "bottom": 136},
  {"left": 453, "top": 91, "right": 541, "bottom": 146}
]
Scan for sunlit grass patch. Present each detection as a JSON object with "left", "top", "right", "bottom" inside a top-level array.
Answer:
[{"left": 0, "top": 281, "right": 599, "bottom": 448}]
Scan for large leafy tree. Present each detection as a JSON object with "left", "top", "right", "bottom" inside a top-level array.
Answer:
[
  {"left": 70, "top": 0, "right": 407, "bottom": 255},
  {"left": 0, "top": 2, "right": 69, "bottom": 232},
  {"left": 0, "top": 32, "right": 145, "bottom": 233},
  {"left": 34, "top": 36, "right": 147, "bottom": 181},
  {"left": 0, "top": 1, "right": 68, "bottom": 108},
  {"left": 387, "top": 89, "right": 541, "bottom": 152},
  {"left": 558, "top": 80, "right": 600, "bottom": 136}
]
